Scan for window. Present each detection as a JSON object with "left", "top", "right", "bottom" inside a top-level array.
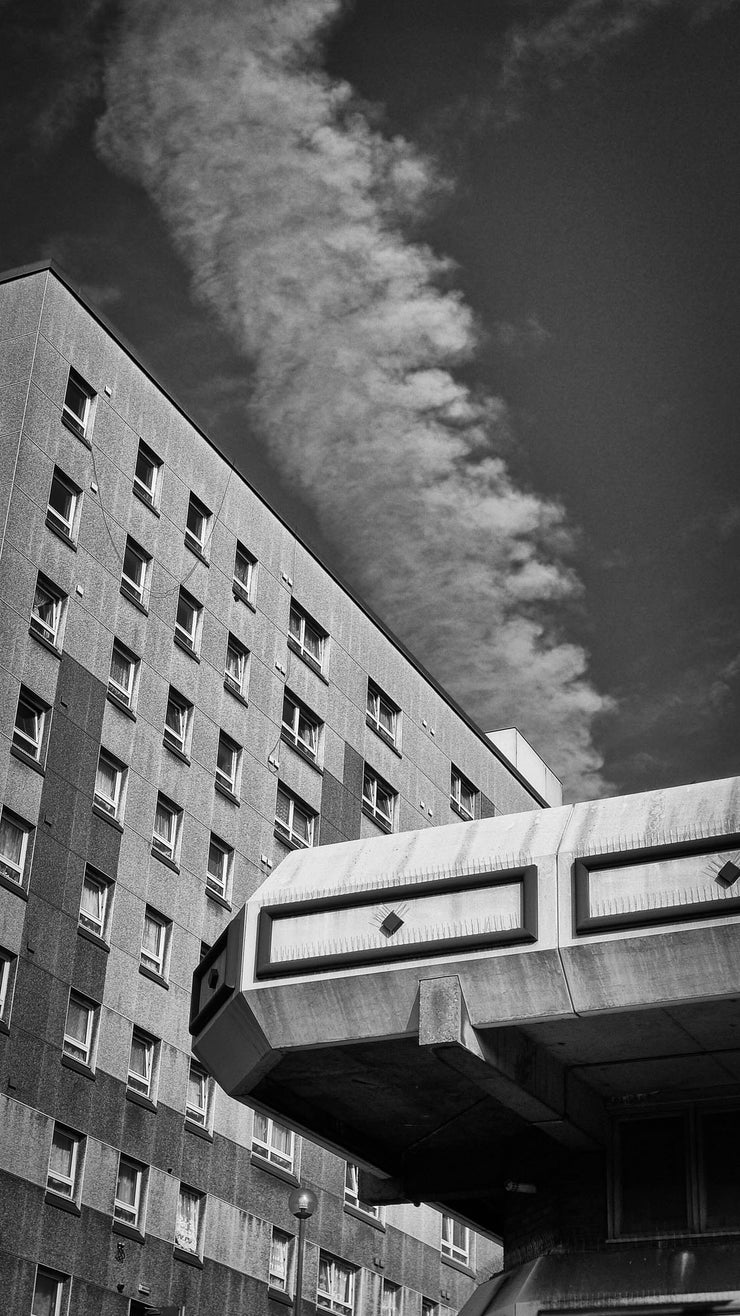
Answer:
[
  {"left": 288, "top": 600, "right": 327, "bottom": 671},
  {"left": 12, "top": 687, "right": 48, "bottom": 763},
  {"left": 0, "top": 807, "right": 32, "bottom": 887},
  {"left": 152, "top": 792, "right": 182, "bottom": 863},
  {"left": 94, "top": 749, "right": 126, "bottom": 820},
  {"left": 47, "top": 1124, "right": 83, "bottom": 1200},
  {"left": 108, "top": 639, "right": 139, "bottom": 710},
  {"left": 252, "top": 1113, "right": 296, "bottom": 1173},
  {"left": 32, "top": 1266, "right": 67, "bottom": 1316},
  {"left": 233, "top": 541, "right": 256, "bottom": 601},
  {"left": 121, "top": 535, "right": 151, "bottom": 607},
  {"left": 62, "top": 366, "right": 94, "bottom": 439},
  {"left": 451, "top": 767, "right": 477, "bottom": 821},
  {"left": 441, "top": 1215, "right": 469, "bottom": 1265},
  {"left": 30, "top": 572, "right": 66, "bottom": 648},
  {"left": 216, "top": 731, "right": 241, "bottom": 796},
  {"left": 114, "top": 1155, "right": 146, "bottom": 1230},
  {"left": 46, "top": 466, "right": 81, "bottom": 542},
  {"left": 275, "top": 785, "right": 316, "bottom": 850},
  {"left": 282, "top": 691, "right": 322, "bottom": 761},
  {"left": 164, "top": 687, "right": 193, "bottom": 757},
  {"left": 206, "top": 834, "right": 233, "bottom": 902},
  {"left": 133, "top": 439, "right": 162, "bottom": 507},
  {"left": 224, "top": 633, "right": 249, "bottom": 698},
  {"left": 175, "top": 586, "right": 202, "bottom": 653},
  {"left": 381, "top": 1282, "right": 401, "bottom": 1316},
  {"left": 0, "top": 949, "right": 16, "bottom": 1026},
  {"left": 175, "top": 1185, "right": 204, "bottom": 1255},
  {"left": 63, "top": 991, "right": 97, "bottom": 1068},
  {"left": 185, "top": 492, "right": 211, "bottom": 557},
  {"left": 422, "top": 1301, "right": 439, "bottom": 1316},
  {"left": 269, "top": 1228, "right": 294, "bottom": 1294},
  {"left": 344, "top": 1163, "right": 381, "bottom": 1219},
  {"left": 79, "top": 867, "right": 112, "bottom": 940},
  {"left": 140, "top": 907, "right": 171, "bottom": 981},
  {"left": 362, "top": 766, "right": 396, "bottom": 831},
  {"left": 186, "top": 1060, "right": 212, "bottom": 1129},
  {"left": 317, "top": 1253, "right": 355, "bottom": 1316},
  {"left": 128, "top": 1028, "right": 157, "bottom": 1101},
  {"left": 366, "top": 681, "right": 399, "bottom": 748}
]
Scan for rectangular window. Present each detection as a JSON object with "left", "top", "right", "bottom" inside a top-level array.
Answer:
[
  {"left": 288, "top": 600, "right": 327, "bottom": 672},
  {"left": 0, "top": 949, "right": 16, "bottom": 1025},
  {"left": 206, "top": 834, "right": 233, "bottom": 902},
  {"left": 275, "top": 785, "right": 316, "bottom": 850},
  {"left": 216, "top": 731, "right": 241, "bottom": 796},
  {"left": 114, "top": 1155, "right": 146, "bottom": 1230},
  {"left": 175, "top": 1185, "right": 204, "bottom": 1255},
  {"left": 13, "top": 687, "right": 48, "bottom": 762},
  {"left": 133, "top": 439, "right": 162, "bottom": 507},
  {"left": 47, "top": 1124, "right": 83, "bottom": 1200},
  {"left": 46, "top": 467, "right": 81, "bottom": 542},
  {"left": 0, "top": 807, "right": 32, "bottom": 887},
  {"left": 128, "top": 1028, "right": 156, "bottom": 1101},
  {"left": 344, "top": 1163, "right": 380, "bottom": 1219},
  {"left": 186, "top": 1060, "right": 212, "bottom": 1129},
  {"left": 281, "top": 691, "right": 322, "bottom": 761},
  {"left": 615, "top": 1114, "right": 690, "bottom": 1236},
  {"left": 152, "top": 792, "right": 182, "bottom": 863},
  {"left": 224, "top": 634, "right": 249, "bottom": 698},
  {"left": 441, "top": 1215, "right": 470, "bottom": 1265},
  {"left": 252, "top": 1113, "right": 296, "bottom": 1172},
  {"left": 175, "top": 586, "right": 202, "bottom": 653},
  {"left": 30, "top": 572, "right": 66, "bottom": 648},
  {"left": 121, "top": 535, "right": 151, "bottom": 607},
  {"left": 451, "top": 767, "right": 477, "bottom": 821},
  {"left": 32, "top": 1266, "right": 67, "bottom": 1316},
  {"left": 233, "top": 542, "right": 256, "bottom": 601},
  {"left": 163, "top": 687, "right": 193, "bottom": 757},
  {"left": 62, "top": 366, "right": 94, "bottom": 439},
  {"left": 269, "top": 1228, "right": 294, "bottom": 1294},
  {"left": 185, "top": 492, "right": 211, "bottom": 557},
  {"left": 140, "top": 907, "right": 171, "bottom": 980},
  {"left": 108, "top": 639, "right": 139, "bottom": 709},
  {"left": 63, "top": 991, "right": 97, "bottom": 1068},
  {"left": 94, "top": 749, "right": 126, "bottom": 820},
  {"left": 366, "top": 681, "right": 400, "bottom": 747},
  {"left": 79, "top": 867, "right": 112, "bottom": 940},
  {"left": 362, "top": 767, "right": 396, "bottom": 832},
  {"left": 317, "top": 1253, "right": 355, "bottom": 1316},
  {"left": 381, "top": 1282, "right": 401, "bottom": 1316},
  {"left": 422, "top": 1301, "right": 439, "bottom": 1316}
]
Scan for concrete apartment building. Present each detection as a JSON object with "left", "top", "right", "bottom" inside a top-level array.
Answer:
[{"left": 0, "top": 262, "right": 560, "bottom": 1316}]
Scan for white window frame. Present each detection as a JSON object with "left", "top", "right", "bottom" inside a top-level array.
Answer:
[
  {"left": 224, "top": 634, "right": 249, "bottom": 698},
  {"left": 288, "top": 601, "right": 326, "bottom": 671},
  {"left": 317, "top": 1252, "right": 355, "bottom": 1316},
  {"left": 163, "top": 687, "right": 193, "bottom": 757},
  {"left": 121, "top": 535, "right": 150, "bottom": 607},
  {"left": 344, "top": 1163, "right": 381, "bottom": 1220},
  {"left": 47, "top": 467, "right": 80, "bottom": 541},
  {"left": 175, "top": 586, "right": 202, "bottom": 653},
  {"left": 78, "top": 867, "right": 112, "bottom": 940},
  {"left": 451, "top": 767, "right": 477, "bottom": 821},
  {"left": 186, "top": 1059, "right": 212, "bottom": 1129},
  {"left": 252, "top": 1112, "right": 297, "bottom": 1173},
  {"left": 63, "top": 991, "right": 97, "bottom": 1068},
  {"left": 114, "top": 1154, "right": 146, "bottom": 1230},
  {"left": 32, "top": 1265, "right": 68, "bottom": 1316},
  {"left": 275, "top": 785, "right": 315, "bottom": 850},
  {"left": 152, "top": 792, "right": 182, "bottom": 863},
  {"left": 269, "top": 1227, "right": 294, "bottom": 1294},
  {"left": 62, "top": 366, "right": 94, "bottom": 440},
  {"left": 30, "top": 572, "right": 66, "bottom": 649},
  {"left": 140, "top": 907, "right": 170, "bottom": 980},
  {"left": 441, "top": 1214, "right": 470, "bottom": 1265},
  {"left": 108, "top": 639, "right": 139, "bottom": 709},
  {"left": 185, "top": 491, "right": 211, "bottom": 557},
  {"left": 362, "top": 767, "right": 396, "bottom": 831},
  {"left": 366, "top": 681, "right": 399, "bottom": 747},
  {"left": 282, "top": 690, "right": 321, "bottom": 761},
  {"left": 0, "top": 949, "right": 16, "bottom": 1025},
  {"left": 133, "top": 439, "right": 162, "bottom": 508},
  {"left": 381, "top": 1281, "right": 401, "bottom": 1316},
  {"left": 13, "top": 687, "right": 47, "bottom": 762},
  {"left": 175, "top": 1185, "right": 204, "bottom": 1256},
  {"left": 206, "top": 833, "right": 233, "bottom": 902},
  {"left": 47, "top": 1123, "right": 83, "bottom": 1201},
  {"left": 0, "top": 807, "right": 32, "bottom": 887},
  {"left": 216, "top": 730, "right": 241, "bottom": 796},
  {"left": 128, "top": 1027, "right": 156, "bottom": 1101},
  {"left": 233, "top": 541, "right": 256, "bottom": 600},
  {"left": 94, "top": 749, "right": 126, "bottom": 821}
]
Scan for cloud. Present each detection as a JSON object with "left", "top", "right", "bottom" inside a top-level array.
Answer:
[
  {"left": 493, "top": 314, "right": 552, "bottom": 356},
  {"left": 96, "top": 0, "right": 613, "bottom": 799}
]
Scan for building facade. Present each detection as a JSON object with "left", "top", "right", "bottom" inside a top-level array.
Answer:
[{"left": 0, "top": 263, "right": 555, "bottom": 1316}]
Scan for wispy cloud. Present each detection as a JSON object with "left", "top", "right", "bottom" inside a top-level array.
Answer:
[{"left": 97, "top": 0, "right": 613, "bottom": 799}]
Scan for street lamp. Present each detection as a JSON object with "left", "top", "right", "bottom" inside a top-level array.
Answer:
[{"left": 288, "top": 1185, "right": 317, "bottom": 1316}]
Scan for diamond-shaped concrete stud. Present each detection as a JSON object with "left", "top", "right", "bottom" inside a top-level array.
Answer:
[
  {"left": 380, "top": 910, "right": 404, "bottom": 937},
  {"left": 716, "top": 859, "right": 740, "bottom": 889}
]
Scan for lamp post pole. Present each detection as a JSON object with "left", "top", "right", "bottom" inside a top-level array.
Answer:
[{"left": 288, "top": 1186, "right": 317, "bottom": 1316}]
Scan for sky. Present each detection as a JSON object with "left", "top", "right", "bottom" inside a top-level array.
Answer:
[{"left": 1, "top": 0, "right": 739, "bottom": 802}]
